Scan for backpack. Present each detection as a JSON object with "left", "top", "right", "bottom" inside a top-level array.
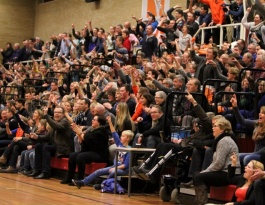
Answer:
[{"left": 100, "top": 178, "right": 125, "bottom": 194}]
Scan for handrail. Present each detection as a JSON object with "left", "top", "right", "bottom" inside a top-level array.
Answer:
[
  {"left": 202, "top": 79, "right": 240, "bottom": 92},
  {"left": 163, "top": 91, "right": 208, "bottom": 142},
  {"left": 214, "top": 90, "right": 255, "bottom": 115},
  {"left": 193, "top": 22, "right": 245, "bottom": 46}
]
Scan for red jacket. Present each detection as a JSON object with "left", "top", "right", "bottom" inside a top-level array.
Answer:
[{"left": 123, "top": 37, "right": 131, "bottom": 53}]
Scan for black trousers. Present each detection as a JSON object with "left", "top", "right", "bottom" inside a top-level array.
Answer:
[
  {"left": 193, "top": 170, "right": 229, "bottom": 187},
  {"left": 34, "top": 143, "right": 56, "bottom": 174},
  {"left": 4, "top": 140, "right": 28, "bottom": 168},
  {"left": 188, "top": 147, "right": 213, "bottom": 178},
  {"left": 68, "top": 151, "right": 105, "bottom": 180}
]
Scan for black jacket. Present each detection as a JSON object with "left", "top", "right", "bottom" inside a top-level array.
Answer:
[
  {"left": 227, "top": 165, "right": 255, "bottom": 205},
  {"left": 82, "top": 126, "right": 109, "bottom": 162},
  {"left": 39, "top": 116, "right": 74, "bottom": 157}
]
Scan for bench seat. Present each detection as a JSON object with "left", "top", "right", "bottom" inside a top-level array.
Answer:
[
  {"left": 50, "top": 157, "right": 107, "bottom": 175},
  {"left": 210, "top": 185, "right": 237, "bottom": 202}
]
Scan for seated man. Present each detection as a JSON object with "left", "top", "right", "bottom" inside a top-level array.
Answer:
[
  {"left": 28, "top": 106, "right": 74, "bottom": 179},
  {"left": 133, "top": 105, "right": 171, "bottom": 149}
]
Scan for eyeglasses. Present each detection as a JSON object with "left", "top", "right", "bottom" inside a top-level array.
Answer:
[
  {"left": 155, "top": 96, "right": 162, "bottom": 99},
  {"left": 212, "top": 125, "right": 218, "bottom": 127}
]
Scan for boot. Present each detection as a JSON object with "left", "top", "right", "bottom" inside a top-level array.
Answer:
[
  {"left": 0, "top": 155, "right": 7, "bottom": 166},
  {"left": 60, "top": 172, "right": 74, "bottom": 184},
  {"left": 194, "top": 185, "right": 208, "bottom": 205}
]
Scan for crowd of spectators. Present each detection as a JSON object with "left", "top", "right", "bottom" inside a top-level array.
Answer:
[{"left": 0, "top": 0, "right": 265, "bottom": 204}]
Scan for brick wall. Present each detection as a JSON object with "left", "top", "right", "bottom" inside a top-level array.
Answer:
[
  {"left": 34, "top": 0, "right": 186, "bottom": 42},
  {"left": 0, "top": 0, "right": 35, "bottom": 55},
  {"left": 0, "top": 0, "right": 187, "bottom": 61}
]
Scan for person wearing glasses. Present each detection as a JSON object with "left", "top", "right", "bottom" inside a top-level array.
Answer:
[
  {"left": 27, "top": 106, "right": 73, "bottom": 179},
  {"left": 133, "top": 105, "right": 171, "bottom": 149},
  {"left": 193, "top": 117, "right": 239, "bottom": 205}
]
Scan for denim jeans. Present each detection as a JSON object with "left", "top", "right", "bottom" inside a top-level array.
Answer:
[
  {"left": 29, "top": 151, "right": 35, "bottom": 169},
  {"left": 239, "top": 152, "right": 261, "bottom": 166},
  {"left": 20, "top": 149, "right": 34, "bottom": 170},
  {"left": 81, "top": 165, "right": 128, "bottom": 185}
]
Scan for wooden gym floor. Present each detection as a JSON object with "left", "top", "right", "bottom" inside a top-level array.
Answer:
[{"left": 0, "top": 173, "right": 170, "bottom": 205}]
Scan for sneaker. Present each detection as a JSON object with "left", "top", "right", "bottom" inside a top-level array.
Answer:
[
  {"left": 72, "top": 179, "right": 84, "bottom": 189},
  {"left": 17, "top": 168, "right": 25, "bottom": 174},
  {"left": 23, "top": 170, "right": 33, "bottom": 176},
  {"left": 94, "top": 184, "right": 101, "bottom": 190},
  {"left": 180, "top": 180, "right": 194, "bottom": 188}
]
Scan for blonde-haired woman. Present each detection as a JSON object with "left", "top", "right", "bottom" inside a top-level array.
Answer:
[
  {"left": 115, "top": 102, "right": 135, "bottom": 136},
  {"left": 231, "top": 94, "right": 265, "bottom": 167},
  {"left": 223, "top": 154, "right": 264, "bottom": 205},
  {"left": 193, "top": 118, "right": 240, "bottom": 205},
  {"left": 108, "top": 102, "right": 135, "bottom": 160}
]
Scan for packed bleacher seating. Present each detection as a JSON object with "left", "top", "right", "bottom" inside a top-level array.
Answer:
[{"left": 1, "top": 0, "right": 265, "bottom": 204}]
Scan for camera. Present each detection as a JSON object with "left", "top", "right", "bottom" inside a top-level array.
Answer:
[
  {"left": 222, "top": 1, "right": 239, "bottom": 13},
  {"left": 91, "top": 57, "right": 113, "bottom": 67}
]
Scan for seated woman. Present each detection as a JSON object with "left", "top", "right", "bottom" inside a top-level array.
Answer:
[
  {"left": 109, "top": 102, "right": 135, "bottom": 160},
  {"left": 193, "top": 118, "right": 240, "bottom": 205},
  {"left": 60, "top": 115, "right": 109, "bottom": 184},
  {"left": 0, "top": 108, "right": 43, "bottom": 172},
  {"left": 72, "top": 116, "right": 134, "bottom": 188},
  {"left": 231, "top": 94, "right": 265, "bottom": 167},
  {"left": 222, "top": 153, "right": 264, "bottom": 205}
]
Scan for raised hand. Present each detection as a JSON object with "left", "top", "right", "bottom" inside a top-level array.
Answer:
[{"left": 230, "top": 94, "right": 237, "bottom": 107}]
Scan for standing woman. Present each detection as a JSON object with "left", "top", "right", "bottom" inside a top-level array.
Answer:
[
  {"left": 241, "top": 7, "right": 265, "bottom": 44},
  {"left": 175, "top": 25, "right": 192, "bottom": 53},
  {"left": 193, "top": 118, "right": 240, "bottom": 205},
  {"left": 60, "top": 115, "right": 109, "bottom": 184}
]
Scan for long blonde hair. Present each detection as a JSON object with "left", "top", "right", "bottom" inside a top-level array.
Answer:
[
  {"left": 253, "top": 106, "right": 265, "bottom": 141},
  {"left": 115, "top": 102, "right": 135, "bottom": 132}
]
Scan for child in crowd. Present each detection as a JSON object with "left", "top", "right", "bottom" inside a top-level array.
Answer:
[
  {"left": 72, "top": 115, "right": 134, "bottom": 189},
  {"left": 18, "top": 119, "right": 49, "bottom": 175}
]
